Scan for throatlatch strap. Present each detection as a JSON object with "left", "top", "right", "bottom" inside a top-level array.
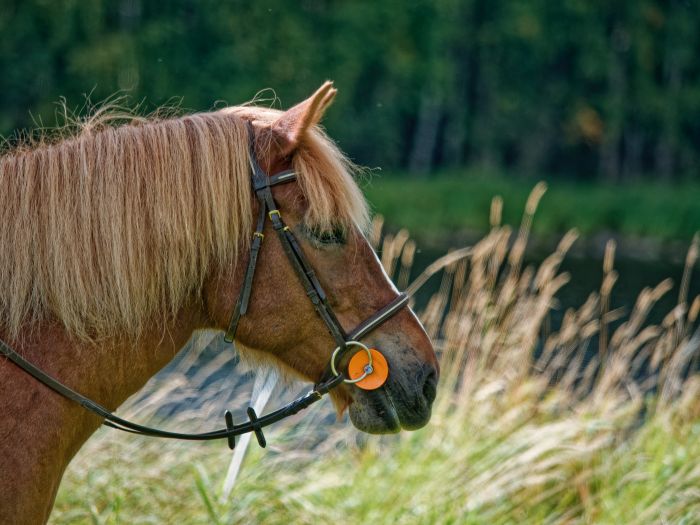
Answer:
[
  {"left": 224, "top": 203, "right": 267, "bottom": 343},
  {"left": 223, "top": 133, "right": 298, "bottom": 343}
]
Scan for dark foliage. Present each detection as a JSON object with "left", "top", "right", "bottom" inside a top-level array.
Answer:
[{"left": 2, "top": 0, "right": 699, "bottom": 180}]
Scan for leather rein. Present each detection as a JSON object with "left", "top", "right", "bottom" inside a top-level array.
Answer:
[{"left": 0, "top": 126, "right": 410, "bottom": 450}]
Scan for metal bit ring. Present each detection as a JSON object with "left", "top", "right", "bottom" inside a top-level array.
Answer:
[{"left": 330, "top": 341, "right": 373, "bottom": 384}]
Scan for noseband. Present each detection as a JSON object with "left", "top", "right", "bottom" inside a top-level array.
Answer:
[{"left": 0, "top": 125, "right": 409, "bottom": 449}]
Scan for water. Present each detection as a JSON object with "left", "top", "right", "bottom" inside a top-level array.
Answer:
[
  {"left": 399, "top": 244, "right": 700, "bottom": 388},
  {"left": 409, "top": 246, "right": 700, "bottom": 329}
]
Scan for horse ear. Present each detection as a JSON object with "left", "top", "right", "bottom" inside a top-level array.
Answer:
[{"left": 271, "top": 81, "right": 337, "bottom": 157}]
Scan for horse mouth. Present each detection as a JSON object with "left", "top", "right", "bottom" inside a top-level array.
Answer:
[
  {"left": 335, "top": 348, "right": 439, "bottom": 434},
  {"left": 347, "top": 385, "right": 432, "bottom": 434},
  {"left": 348, "top": 389, "right": 401, "bottom": 434}
]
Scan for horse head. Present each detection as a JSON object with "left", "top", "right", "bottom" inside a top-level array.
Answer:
[{"left": 207, "top": 83, "right": 439, "bottom": 433}]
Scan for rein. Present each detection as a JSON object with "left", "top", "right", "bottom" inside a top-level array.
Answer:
[{"left": 0, "top": 125, "right": 411, "bottom": 450}]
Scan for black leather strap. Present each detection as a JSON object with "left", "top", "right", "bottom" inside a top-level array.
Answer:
[
  {"left": 348, "top": 293, "right": 409, "bottom": 341},
  {"left": 224, "top": 132, "right": 298, "bottom": 343},
  {"left": 0, "top": 339, "right": 99, "bottom": 411},
  {"left": 224, "top": 202, "right": 267, "bottom": 343}
]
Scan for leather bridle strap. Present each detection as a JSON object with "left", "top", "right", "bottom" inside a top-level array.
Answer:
[
  {"left": 225, "top": 128, "right": 347, "bottom": 348},
  {"left": 348, "top": 293, "right": 410, "bottom": 341},
  {"left": 223, "top": 170, "right": 296, "bottom": 343},
  {"left": 0, "top": 336, "right": 343, "bottom": 446}
]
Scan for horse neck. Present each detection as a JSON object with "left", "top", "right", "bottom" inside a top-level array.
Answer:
[{"left": 0, "top": 299, "right": 206, "bottom": 524}]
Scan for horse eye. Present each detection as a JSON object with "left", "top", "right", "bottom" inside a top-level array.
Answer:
[{"left": 304, "top": 224, "right": 347, "bottom": 245}]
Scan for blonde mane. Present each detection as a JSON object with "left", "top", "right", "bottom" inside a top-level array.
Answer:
[{"left": 0, "top": 105, "right": 368, "bottom": 342}]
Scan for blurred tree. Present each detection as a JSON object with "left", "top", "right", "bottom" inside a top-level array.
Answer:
[{"left": 1, "top": 0, "right": 698, "bottom": 181}]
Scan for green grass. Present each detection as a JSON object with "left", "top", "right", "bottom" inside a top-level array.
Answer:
[
  {"left": 50, "top": 406, "right": 700, "bottom": 524},
  {"left": 362, "top": 171, "right": 700, "bottom": 242},
  {"left": 50, "top": 197, "right": 700, "bottom": 524}
]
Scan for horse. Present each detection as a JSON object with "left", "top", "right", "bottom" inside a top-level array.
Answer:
[{"left": 0, "top": 82, "right": 438, "bottom": 524}]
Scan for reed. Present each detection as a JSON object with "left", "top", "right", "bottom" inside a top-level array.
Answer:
[{"left": 50, "top": 187, "right": 700, "bottom": 524}]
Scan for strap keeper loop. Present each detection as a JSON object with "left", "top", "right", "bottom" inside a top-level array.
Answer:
[
  {"left": 224, "top": 410, "right": 236, "bottom": 450},
  {"left": 247, "top": 407, "right": 267, "bottom": 448}
]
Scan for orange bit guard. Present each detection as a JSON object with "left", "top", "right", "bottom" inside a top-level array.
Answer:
[{"left": 347, "top": 348, "right": 389, "bottom": 390}]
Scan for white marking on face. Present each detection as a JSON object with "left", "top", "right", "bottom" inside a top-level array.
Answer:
[
  {"left": 363, "top": 235, "right": 429, "bottom": 332},
  {"left": 367, "top": 238, "right": 400, "bottom": 294}
]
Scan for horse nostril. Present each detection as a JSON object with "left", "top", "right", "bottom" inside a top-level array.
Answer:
[{"left": 422, "top": 367, "right": 438, "bottom": 404}]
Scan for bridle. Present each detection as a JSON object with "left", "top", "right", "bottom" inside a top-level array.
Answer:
[
  {"left": 0, "top": 124, "right": 410, "bottom": 450},
  {"left": 224, "top": 125, "right": 410, "bottom": 387}
]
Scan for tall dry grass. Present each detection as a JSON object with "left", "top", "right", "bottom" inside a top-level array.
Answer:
[{"left": 50, "top": 186, "right": 700, "bottom": 524}]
